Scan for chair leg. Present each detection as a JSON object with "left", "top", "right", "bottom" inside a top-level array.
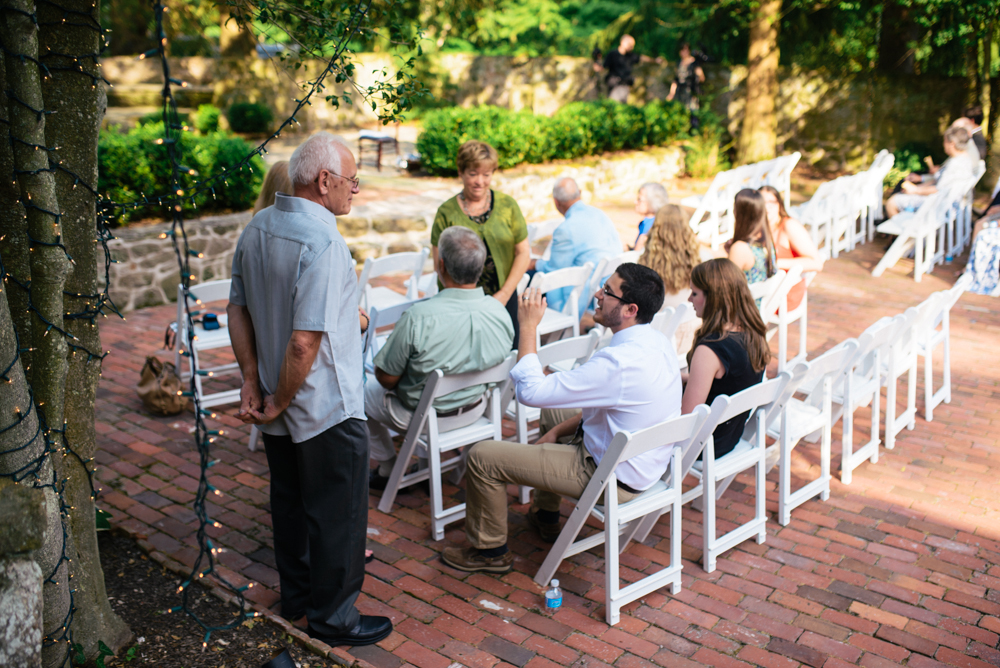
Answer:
[
  {"left": 703, "top": 466, "right": 717, "bottom": 573},
  {"left": 885, "top": 366, "right": 897, "bottom": 450},
  {"left": 841, "top": 395, "right": 854, "bottom": 485},
  {"left": 872, "top": 236, "right": 914, "bottom": 277},
  {"left": 942, "top": 318, "right": 952, "bottom": 405},
  {"left": 923, "top": 345, "right": 934, "bottom": 422},
  {"left": 604, "top": 484, "right": 621, "bottom": 626},
  {"left": 779, "top": 420, "right": 791, "bottom": 526},
  {"left": 906, "top": 359, "right": 917, "bottom": 431}
]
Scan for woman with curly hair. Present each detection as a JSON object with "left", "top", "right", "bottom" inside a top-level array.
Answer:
[
  {"left": 638, "top": 204, "right": 702, "bottom": 308},
  {"left": 683, "top": 258, "right": 770, "bottom": 458}
]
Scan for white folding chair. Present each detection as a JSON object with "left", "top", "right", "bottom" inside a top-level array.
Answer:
[
  {"left": 685, "top": 170, "right": 737, "bottom": 250},
  {"left": 863, "top": 150, "right": 895, "bottom": 242},
  {"left": 749, "top": 270, "right": 787, "bottom": 323},
  {"left": 358, "top": 248, "right": 429, "bottom": 311},
  {"left": 377, "top": 354, "right": 517, "bottom": 540},
  {"left": 882, "top": 308, "right": 919, "bottom": 451},
  {"left": 532, "top": 406, "right": 712, "bottom": 625},
  {"left": 528, "top": 219, "right": 562, "bottom": 261},
  {"left": 873, "top": 190, "right": 956, "bottom": 282},
  {"left": 761, "top": 152, "right": 801, "bottom": 209},
  {"left": 766, "top": 342, "right": 858, "bottom": 525},
  {"left": 917, "top": 276, "right": 968, "bottom": 422},
  {"left": 362, "top": 297, "right": 428, "bottom": 374},
  {"left": 684, "top": 374, "right": 792, "bottom": 572},
  {"left": 652, "top": 302, "right": 693, "bottom": 343},
  {"left": 791, "top": 179, "right": 839, "bottom": 258},
  {"left": 528, "top": 263, "right": 594, "bottom": 345},
  {"left": 947, "top": 161, "right": 986, "bottom": 259},
  {"left": 175, "top": 280, "right": 242, "bottom": 408},
  {"left": 764, "top": 268, "right": 813, "bottom": 373},
  {"left": 835, "top": 315, "right": 903, "bottom": 484},
  {"left": 586, "top": 251, "right": 641, "bottom": 312}
]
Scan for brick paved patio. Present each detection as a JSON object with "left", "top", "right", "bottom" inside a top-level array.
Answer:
[{"left": 96, "top": 239, "right": 1000, "bottom": 668}]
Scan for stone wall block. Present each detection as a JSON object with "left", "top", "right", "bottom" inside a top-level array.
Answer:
[
  {"left": 372, "top": 217, "right": 427, "bottom": 234},
  {"left": 0, "top": 479, "right": 46, "bottom": 668},
  {"left": 336, "top": 216, "right": 372, "bottom": 237}
]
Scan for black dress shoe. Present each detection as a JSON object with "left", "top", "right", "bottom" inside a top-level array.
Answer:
[
  {"left": 369, "top": 468, "right": 390, "bottom": 491},
  {"left": 307, "top": 616, "right": 393, "bottom": 647}
]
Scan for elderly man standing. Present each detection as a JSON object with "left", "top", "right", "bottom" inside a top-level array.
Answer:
[
  {"left": 227, "top": 132, "right": 391, "bottom": 646},
  {"left": 530, "top": 177, "right": 622, "bottom": 314},
  {"left": 367, "top": 227, "right": 514, "bottom": 489}
]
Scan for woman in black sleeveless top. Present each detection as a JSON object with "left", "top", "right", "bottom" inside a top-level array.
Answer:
[{"left": 683, "top": 259, "right": 770, "bottom": 458}]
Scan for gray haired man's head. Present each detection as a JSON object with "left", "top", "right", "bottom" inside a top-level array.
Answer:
[
  {"left": 553, "top": 176, "right": 582, "bottom": 215},
  {"left": 438, "top": 227, "right": 487, "bottom": 286},
  {"left": 944, "top": 126, "right": 969, "bottom": 151},
  {"left": 639, "top": 182, "right": 669, "bottom": 214}
]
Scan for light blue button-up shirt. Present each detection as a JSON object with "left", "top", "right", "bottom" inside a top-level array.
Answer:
[
  {"left": 535, "top": 201, "right": 621, "bottom": 313},
  {"left": 230, "top": 193, "right": 365, "bottom": 443}
]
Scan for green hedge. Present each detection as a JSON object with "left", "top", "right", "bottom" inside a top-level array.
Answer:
[
  {"left": 227, "top": 102, "right": 274, "bottom": 134},
  {"left": 98, "top": 122, "right": 265, "bottom": 226},
  {"left": 416, "top": 100, "right": 694, "bottom": 175}
]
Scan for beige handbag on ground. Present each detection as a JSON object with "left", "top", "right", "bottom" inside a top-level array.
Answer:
[{"left": 137, "top": 356, "right": 188, "bottom": 416}]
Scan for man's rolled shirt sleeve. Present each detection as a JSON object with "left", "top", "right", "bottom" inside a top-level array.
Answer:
[{"left": 372, "top": 312, "right": 414, "bottom": 377}]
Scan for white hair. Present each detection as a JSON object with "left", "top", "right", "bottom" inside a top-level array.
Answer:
[
  {"left": 288, "top": 132, "right": 349, "bottom": 186},
  {"left": 639, "top": 182, "right": 670, "bottom": 214},
  {"left": 553, "top": 176, "right": 581, "bottom": 204}
]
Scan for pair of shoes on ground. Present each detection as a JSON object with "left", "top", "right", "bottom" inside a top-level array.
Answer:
[
  {"left": 441, "top": 509, "right": 561, "bottom": 574},
  {"left": 369, "top": 465, "right": 429, "bottom": 494}
]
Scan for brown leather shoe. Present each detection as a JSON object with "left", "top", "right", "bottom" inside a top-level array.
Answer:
[
  {"left": 442, "top": 546, "right": 514, "bottom": 573},
  {"left": 527, "top": 508, "right": 562, "bottom": 543}
]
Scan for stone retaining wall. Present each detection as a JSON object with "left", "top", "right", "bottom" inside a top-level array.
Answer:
[{"left": 105, "top": 145, "right": 685, "bottom": 310}]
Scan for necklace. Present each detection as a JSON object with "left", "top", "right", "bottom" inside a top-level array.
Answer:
[{"left": 459, "top": 192, "right": 490, "bottom": 217}]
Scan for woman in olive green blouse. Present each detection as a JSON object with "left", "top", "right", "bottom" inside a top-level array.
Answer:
[{"left": 431, "top": 140, "right": 531, "bottom": 349}]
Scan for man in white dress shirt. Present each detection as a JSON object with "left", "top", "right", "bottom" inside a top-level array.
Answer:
[{"left": 442, "top": 263, "right": 683, "bottom": 573}]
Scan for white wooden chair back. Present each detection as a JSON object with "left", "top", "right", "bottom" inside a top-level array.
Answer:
[
  {"left": 358, "top": 248, "right": 429, "bottom": 309},
  {"left": 528, "top": 218, "right": 562, "bottom": 260},
  {"left": 683, "top": 373, "right": 792, "bottom": 572},
  {"left": 652, "top": 302, "right": 693, "bottom": 342},
  {"left": 749, "top": 270, "right": 787, "bottom": 319},
  {"left": 532, "top": 406, "right": 712, "bottom": 625},
  {"left": 587, "top": 250, "right": 642, "bottom": 311},
  {"left": 377, "top": 353, "right": 517, "bottom": 540},
  {"left": 918, "top": 275, "right": 968, "bottom": 421},
  {"left": 362, "top": 297, "right": 427, "bottom": 370},
  {"left": 529, "top": 263, "right": 594, "bottom": 312}
]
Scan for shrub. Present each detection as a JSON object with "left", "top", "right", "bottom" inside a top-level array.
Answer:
[
  {"left": 417, "top": 100, "right": 695, "bottom": 175},
  {"left": 885, "top": 142, "right": 933, "bottom": 189},
  {"left": 98, "top": 122, "right": 265, "bottom": 226},
  {"left": 226, "top": 102, "right": 274, "bottom": 134},
  {"left": 194, "top": 104, "right": 221, "bottom": 133},
  {"left": 136, "top": 110, "right": 188, "bottom": 128}
]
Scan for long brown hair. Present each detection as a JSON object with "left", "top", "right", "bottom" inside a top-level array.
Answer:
[
  {"left": 254, "top": 161, "right": 292, "bottom": 214},
  {"left": 639, "top": 204, "right": 701, "bottom": 294},
  {"left": 727, "top": 188, "right": 776, "bottom": 276},
  {"left": 687, "top": 258, "right": 770, "bottom": 373}
]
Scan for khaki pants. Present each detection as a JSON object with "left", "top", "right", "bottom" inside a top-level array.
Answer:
[{"left": 464, "top": 408, "right": 639, "bottom": 549}]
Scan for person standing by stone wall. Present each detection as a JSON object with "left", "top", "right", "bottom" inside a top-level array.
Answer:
[{"left": 593, "top": 35, "right": 664, "bottom": 103}]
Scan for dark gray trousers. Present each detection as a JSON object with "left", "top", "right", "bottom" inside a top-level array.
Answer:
[{"left": 263, "top": 418, "right": 368, "bottom": 635}]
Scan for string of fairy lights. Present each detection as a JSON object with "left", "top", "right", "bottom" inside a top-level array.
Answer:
[{"left": 1, "top": 0, "right": 375, "bottom": 660}]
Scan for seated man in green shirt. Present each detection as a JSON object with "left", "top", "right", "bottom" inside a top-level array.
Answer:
[{"left": 367, "top": 226, "right": 515, "bottom": 490}]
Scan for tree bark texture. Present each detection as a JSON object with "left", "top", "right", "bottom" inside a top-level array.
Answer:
[
  {"left": 1, "top": 0, "right": 129, "bottom": 663},
  {"left": 38, "top": 0, "right": 130, "bottom": 656},
  {"left": 737, "top": 0, "right": 782, "bottom": 165}
]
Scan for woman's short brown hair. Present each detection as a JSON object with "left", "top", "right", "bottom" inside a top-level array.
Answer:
[{"left": 456, "top": 140, "right": 499, "bottom": 174}]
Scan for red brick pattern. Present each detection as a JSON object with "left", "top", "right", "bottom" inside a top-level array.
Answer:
[{"left": 96, "top": 241, "right": 1000, "bottom": 667}]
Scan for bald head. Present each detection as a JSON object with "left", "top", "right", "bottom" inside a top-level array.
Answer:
[
  {"left": 620, "top": 35, "right": 635, "bottom": 53},
  {"left": 553, "top": 177, "right": 582, "bottom": 215}
]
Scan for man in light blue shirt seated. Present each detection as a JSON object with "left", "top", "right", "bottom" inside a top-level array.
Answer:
[
  {"left": 530, "top": 177, "right": 622, "bottom": 313},
  {"left": 366, "top": 226, "right": 514, "bottom": 490}
]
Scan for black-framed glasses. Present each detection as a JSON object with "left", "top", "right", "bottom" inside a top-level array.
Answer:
[
  {"left": 316, "top": 169, "right": 360, "bottom": 189},
  {"left": 601, "top": 283, "right": 633, "bottom": 305}
]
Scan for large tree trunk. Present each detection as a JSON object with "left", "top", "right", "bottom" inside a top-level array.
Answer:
[
  {"left": 1, "top": 4, "right": 74, "bottom": 665},
  {"left": 219, "top": 5, "right": 256, "bottom": 58},
  {"left": 737, "top": 0, "right": 782, "bottom": 165},
  {"left": 38, "top": 0, "right": 130, "bottom": 656},
  {"left": 1, "top": 0, "right": 128, "bottom": 663},
  {"left": 982, "top": 25, "right": 993, "bottom": 137}
]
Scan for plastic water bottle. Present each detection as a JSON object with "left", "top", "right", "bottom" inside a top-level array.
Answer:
[{"left": 545, "top": 579, "right": 563, "bottom": 610}]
